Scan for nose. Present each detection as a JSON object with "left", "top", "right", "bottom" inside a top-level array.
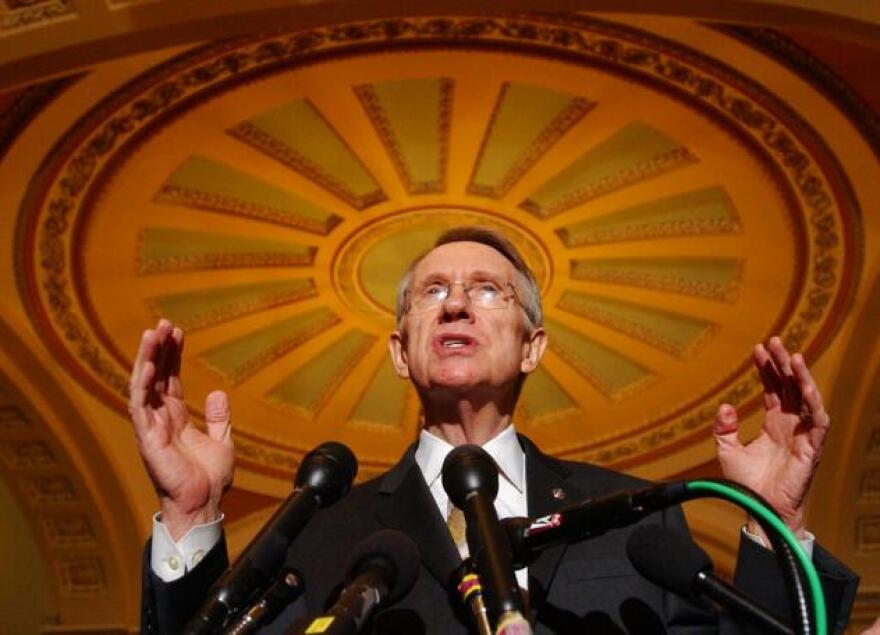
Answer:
[{"left": 441, "top": 282, "right": 474, "bottom": 322}]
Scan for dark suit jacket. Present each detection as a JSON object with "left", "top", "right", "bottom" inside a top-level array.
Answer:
[{"left": 141, "top": 435, "right": 859, "bottom": 634}]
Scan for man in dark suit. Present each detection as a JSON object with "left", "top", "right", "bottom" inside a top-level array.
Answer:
[{"left": 134, "top": 227, "right": 858, "bottom": 633}]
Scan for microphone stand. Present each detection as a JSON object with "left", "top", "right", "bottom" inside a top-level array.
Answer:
[
  {"left": 695, "top": 571, "right": 793, "bottom": 635},
  {"left": 443, "top": 445, "right": 531, "bottom": 635},
  {"left": 453, "top": 559, "right": 492, "bottom": 635},
  {"left": 223, "top": 567, "right": 304, "bottom": 635}
]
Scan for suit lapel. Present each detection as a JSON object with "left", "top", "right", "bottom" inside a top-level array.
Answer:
[
  {"left": 372, "top": 436, "right": 585, "bottom": 598},
  {"left": 375, "top": 445, "right": 461, "bottom": 588},
  {"left": 520, "top": 435, "right": 584, "bottom": 598}
]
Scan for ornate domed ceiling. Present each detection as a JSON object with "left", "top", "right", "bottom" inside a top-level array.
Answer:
[
  {"left": 2, "top": 5, "right": 880, "bottom": 631},
  {"left": 14, "top": 15, "right": 865, "bottom": 483}
]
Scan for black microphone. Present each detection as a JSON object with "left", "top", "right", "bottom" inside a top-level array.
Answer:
[
  {"left": 502, "top": 482, "right": 687, "bottom": 567},
  {"left": 290, "top": 529, "right": 420, "bottom": 635},
  {"left": 223, "top": 567, "right": 304, "bottom": 635},
  {"left": 184, "top": 441, "right": 358, "bottom": 634},
  {"left": 626, "top": 524, "right": 794, "bottom": 635},
  {"left": 442, "top": 445, "right": 528, "bottom": 632}
]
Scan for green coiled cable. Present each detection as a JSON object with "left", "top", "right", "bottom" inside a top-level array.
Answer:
[{"left": 686, "top": 480, "right": 826, "bottom": 635}]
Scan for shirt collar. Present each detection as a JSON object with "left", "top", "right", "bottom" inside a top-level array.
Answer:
[
  {"left": 414, "top": 424, "right": 525, "bottom": 495},
  {"left": 483, "top": 424, "right": 525, "bottom": 494}
]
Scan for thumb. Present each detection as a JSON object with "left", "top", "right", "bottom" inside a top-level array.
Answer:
[
  {"left": 205, "top": 390, "right": 232, "bottom": 446},
  {"left": 713, "top": 403, "right": 743, "bottom": 455}
]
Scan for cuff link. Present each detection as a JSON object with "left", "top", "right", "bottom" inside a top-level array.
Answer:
[{"left": 191, "top": 549, "right": 206, "bottom": 567}]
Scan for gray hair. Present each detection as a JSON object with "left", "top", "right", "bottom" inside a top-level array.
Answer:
[{"left": 394, "top": 226, "right": 543, "bottom": 330}]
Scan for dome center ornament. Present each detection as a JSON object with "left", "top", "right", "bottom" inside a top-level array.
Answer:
[{"left": 332, "top": 208, "right": 552, "bottom": 323}]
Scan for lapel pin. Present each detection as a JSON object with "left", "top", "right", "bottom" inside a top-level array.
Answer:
[{"left": 552, "top": 487, "right": 566, "bottom": 500}]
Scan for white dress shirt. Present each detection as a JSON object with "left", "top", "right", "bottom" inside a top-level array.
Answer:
[
  {"left": 150, "top": 512, "right": 223, "bottom": 582},
  {"left": 414, "top": 424, "right": 529, "bottom": 589}
]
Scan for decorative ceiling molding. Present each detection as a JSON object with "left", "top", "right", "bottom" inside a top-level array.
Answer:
[
  {"left": 9, "top": 14, "right": 865, "bottom": 480},
  {"left": 0, "top": 0, "right": 74, "bottom": 36},
  {"left": 0, "top": 73, "right": 83, "bottom": 161},
  {"left": 2, "top": 1, "right": 879, "bottom": 90},
  {"left": 714, "top": 25, "right": 880, "bottom": 162},
  {"left": 0, "top": 317, "right": 142, "bottom": 628},
  {"left": 0, "top": 7, "right": 878, "bottom": 632},
  {"left": 0, "top": 392, "right": 110, "bottom": 602}
]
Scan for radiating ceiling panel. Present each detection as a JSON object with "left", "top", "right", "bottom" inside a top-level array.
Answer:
[
  {"left": 155, "top": 155, "right": 342, "bottom": 234},
  {"left": 349, "top": 358, "right": 413, "bottom": 430},
  {"left": 469, "top": 82, "right": 594, "bottom": 198},
  {"left": 557, "top": 290, "right": 717, "bottom": 357},
  {"left": 200, "top": 308, "right": 340, "bottom": 384},
  {"left": 149, "top": 279, "right": 317, "bottom": 331},
  {"left": 268, "top": 329, "right": 377, "bottom": 417},
  {"left": 570, "top": 257, "right": 744, "bottom": 301},
  {"left": 517, "top": 366, "right": 579, "bottom": 424},
  {"left": 556, "top": 187, "right": 740, "bottom": 247},
  {"left": 136, "top": 228, "right": 316, "bottom": 274},
  {"left": 521, "top": 121, "right": 698, "bottom": 217},
  {"left": 228, "top": 99, "right": 385, "bottom": 209},
  {"left": 545, "top": 318, "right": 655, "bottom": 399},
  {"left": 355, "top": 78, "right": 452, "bottom": 194}
]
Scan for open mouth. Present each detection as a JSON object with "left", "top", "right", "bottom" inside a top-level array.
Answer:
[{"left": 436, "top": 334, "right": 476, "bottom": 350}]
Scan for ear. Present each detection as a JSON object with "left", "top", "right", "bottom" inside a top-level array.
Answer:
[
  {"left": 388, "top": 330, "right": 410, "bottom": 379},
  {"left": 520, "top": 327, "right": 547, "bottom": 374}
]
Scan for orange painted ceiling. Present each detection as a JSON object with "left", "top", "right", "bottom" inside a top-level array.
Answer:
[{"left": 0, "top": 3, "right": 879, "bottom": 632}]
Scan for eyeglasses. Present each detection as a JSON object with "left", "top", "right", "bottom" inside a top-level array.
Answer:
[{"left": 405, "top": 279, "right": 521, "bottom": 314}]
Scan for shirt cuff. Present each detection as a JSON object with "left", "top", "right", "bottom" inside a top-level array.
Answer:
[
  {"left": 150, "top": 511, "right": 224, "bottom": 582},
  {"left": 741, "top": 525, "right": 815, "bottom": 559}
]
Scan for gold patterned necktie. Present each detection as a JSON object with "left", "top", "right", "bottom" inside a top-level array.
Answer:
[{"left": 447, "top": 503, "right": 468, "bottom": 554}]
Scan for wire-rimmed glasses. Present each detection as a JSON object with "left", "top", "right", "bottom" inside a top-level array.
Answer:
[{"left": 404, "top": 279, "right": 521, "bottom": 315}]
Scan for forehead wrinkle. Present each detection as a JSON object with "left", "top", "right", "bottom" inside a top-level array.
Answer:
[
  {"left": 415, "top": 269, "right": 509, "bottom": 284},
  {"left": 413, "top": 247, "right": 516, "bottom": 284}
]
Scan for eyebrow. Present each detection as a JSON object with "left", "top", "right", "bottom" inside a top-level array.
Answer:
[{"left": 416, "top": 269, "right": 505, "bottom": 283}]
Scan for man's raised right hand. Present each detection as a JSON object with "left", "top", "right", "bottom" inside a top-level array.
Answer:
[{"left": 129, "top": 319, "right": 234, "bottom": 541}]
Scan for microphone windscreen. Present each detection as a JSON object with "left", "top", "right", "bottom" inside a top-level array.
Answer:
[
  {"left": 346, "top": 529, "right": 420, "bottom": 604},
  {"left": 316, "top": 441, "right": 358, "bottom": 480},
  {"left": 441, "top": 444, "right": 500, "bottom": 507},
  {"left": 295, "top": 441, "right": 358, "bottom": 507},
  {"left": 626, "top": 524, "right": 712, "bottom": 597}
]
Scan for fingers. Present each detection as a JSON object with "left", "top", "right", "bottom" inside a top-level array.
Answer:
[
  {"left": 766, "top": 337, "right": 803, "bottom": 412},
  {"left": 205, "top": 390, "right": 233, "bottom": 448},
  {"left": 128, "top": 319, "right": 180, "bottom": 425},
  {"left": 790, "top": 353, "right": 826, "bottom": 421},
  {"left": 131, "top": 323, "right": 163, "bottom": 395},
  {"left": 130, "top": 329, "right": 152, "bottom": 399},
  {"left": 713, "top": 403, "right": 744, "bottom": 453},
  {"left": 756, "top": 337, "right": 811, "bottom": 414},
  {"left": 152, "top": 319, "right": 175, "bottom": 390},
  {"left": 754, "top": 343, "right": 783, "bottom": 410},
  {"left": 129, "top": 329, "right": 158, "bottom": 436},
  {"left": 791, "top": 352, "right": 831, "bottom": 449},
  {"left": 758, "top": 336, "right": 830, "bottom": 440},
  {"left": 766, "top": 336, "right": 793, "bottom": 375},
  {"left": 165, "top": 326, "right": 185, "bottom": 399}
]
